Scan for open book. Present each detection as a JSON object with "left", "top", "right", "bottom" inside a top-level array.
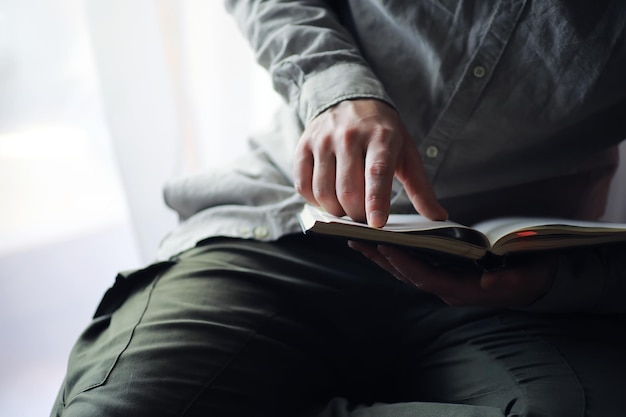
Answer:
[{"left": 298, "top": 204, "right": 626, "bottom": 269}]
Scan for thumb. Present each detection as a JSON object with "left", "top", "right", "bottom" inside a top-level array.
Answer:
[{"left": 395, "top": 138, "right": 448, "bottom": 221}]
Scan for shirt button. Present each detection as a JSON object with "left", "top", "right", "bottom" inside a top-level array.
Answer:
[
  {"left": 473, "top": 65, "right": 487, "bottom": 78},
  {"left": 237, "top": 226, "right": 251, "bottom": 236},
  {"left": 253, "top": 226, "right": 270, "bottom": 239},
  {"left": 425, "top": 145, "right": 439, "bottom": 159}
]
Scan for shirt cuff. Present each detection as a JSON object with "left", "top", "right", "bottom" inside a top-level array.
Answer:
[{"left": 296, "top": 63, "right": 395, "bottom": 125}]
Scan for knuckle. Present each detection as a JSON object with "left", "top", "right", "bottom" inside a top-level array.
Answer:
[
  {"left": 337, "top": 189, "right": 359, "bottom": 203},
  {"left": 313, "top": 186, "right": 336, "bottom": 203},
  {"left": 311, "top": 136, "right": 333, "bottom": 155},
  {"left": 338, "top": 125, "right": 358, "bottom": 139},
  {"left": 370, "top": 124, "right": 394, "bottom": 141},
  {"left": 367, "top": 161, "right": 392, "bottom": 178},
  {"left": 304, "top": 128, "right": 332, "bottom": 154},
  {"left": 334, "top": 126, "right": 363, "bottom": 153},
  {"left": 365, "top": 191, "right": 388, "bottom": 206}
]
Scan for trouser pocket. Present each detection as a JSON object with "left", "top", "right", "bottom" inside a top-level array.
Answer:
[
  {"left": 60, "top": 261, "right": 175, "bottom": 407},
  {"left": 92, "top": 261, "right": 175, "bottom": 318}
]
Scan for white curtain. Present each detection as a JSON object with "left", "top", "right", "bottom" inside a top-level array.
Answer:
[{"left": 83, "top": 0, "right": 282, "bottom": 262}]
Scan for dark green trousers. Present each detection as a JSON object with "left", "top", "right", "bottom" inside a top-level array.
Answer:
[{"left": 51, "top": 235, "right": 626, "bottom": 416}]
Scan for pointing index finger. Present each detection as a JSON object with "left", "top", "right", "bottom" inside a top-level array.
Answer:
[{"left": 364, "top": 141, "right": 395, "bottom": 228}]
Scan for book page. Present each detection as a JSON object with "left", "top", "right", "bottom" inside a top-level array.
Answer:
[
  {"left": 306, "top": 204, "right": 468, "bottom": 232},
  {"left": 300, "top": 205, "right": 491, "bottom": 247},
  {"left": 473, "top": 217, "right": 626, "bottom": 247},
  {"left": 299, "top": 205, "right": 492, "bottom": 257}
]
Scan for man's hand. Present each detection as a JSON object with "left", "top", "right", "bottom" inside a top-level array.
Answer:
[
  {"left": 293, "top": 99, "right": 447, "bottom": 227},
  {"left": 348, "top": 241, "right": 557, "bottom": 308}
]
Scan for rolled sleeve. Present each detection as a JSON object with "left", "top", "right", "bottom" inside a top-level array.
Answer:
[
  {"left": 297, "top": 62, "right": 394, "bottom": 124},
  {"left": 225, "top": 0, "right": 393, "bottom": 125}
]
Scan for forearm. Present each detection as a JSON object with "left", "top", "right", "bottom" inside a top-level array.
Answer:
[{"left": 224, "top": 0, "right": 393, "bottom": 123}]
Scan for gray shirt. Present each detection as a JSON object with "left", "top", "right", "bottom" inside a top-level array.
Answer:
[{"left": 158, "top": 1, "right": 626, "bottom": 312}]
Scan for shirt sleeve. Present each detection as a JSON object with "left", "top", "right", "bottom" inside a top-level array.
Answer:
[
  {"left": 224, "top": 0, "right": 394, "bottom": 124},
  {"left": 524, "top": 243, "right": 626, "bottom": 314}
]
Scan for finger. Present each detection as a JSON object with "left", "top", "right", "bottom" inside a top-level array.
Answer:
[
  {"left": 312, "top": 150, "right": 345, "bottom": 217},
  {"left": 377, "top": 246, "right": 485, "bottom": 303},
  {"left": 395, "top": 137, "right": 448, "bottom": 221},
  {"left": 293, "top": 140, "right": 317, "bottom": 205},
  {"left": 376, "top": 246, "right": 446, "bottom": 292},
  {"left": 364, "top": 137, "right": 396, "bottom": 228},
  {"left": 335, "top": 139, "right": 366, "bottom": 223},
  {"left": 347, "top": 241, "right": 410, "bottom": 283}
]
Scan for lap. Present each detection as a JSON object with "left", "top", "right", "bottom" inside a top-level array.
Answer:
[{"left": 52, "top": 235, "right": 626, "bottom": 417}]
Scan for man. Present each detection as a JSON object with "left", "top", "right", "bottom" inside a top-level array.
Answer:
[{"left": 52, "top": 1, "right": 626, "bottom": 416}]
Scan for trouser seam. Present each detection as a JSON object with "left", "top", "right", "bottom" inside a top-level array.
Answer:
[{"left": 63, "top": 269, "right": 165, "bottom": 408}]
